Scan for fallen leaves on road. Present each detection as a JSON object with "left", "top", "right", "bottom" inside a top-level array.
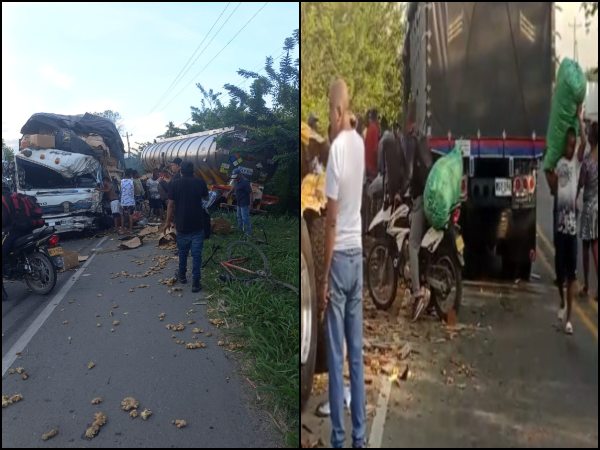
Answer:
[
  {"left": 112, "top": 320, "right": 120, "bottom": 326},
  {"left": 166, "top": 323, "right": 185, "bottom": 331},
  {"left": 130, "top": 409, "right": 139, "bottom": 419},
  {"left": 138, "top": 284, "right": 149, "bottom": 288},
  {"left": 187, "top": 320, "right": 195, "bottom": 325},
  {"left": 62, "top": 320, "right": 69, "bottom": 325},
  {"left": 191, "top": 328, "right": 203, "bottom": 334},
  {"left": 158, "top": 313, "right": 166, "bottom": 321},
  {"left": 91, "top": 397, "right": 103, "bottom": 405},
  {"left": 85, "top": 412, "right": 107, "bottom": 439},
  {"left": 87, "top": 361, "right": 96, "bottom": 370},
  {"left": 172, "top": 419, "right": 187, "bottom": 428},
  {"left": 41, "top": 428, "right": 58, "bottom": 441},
  {"left": 141, "top": 409, "right": 152, "bottom": 420},
  {"left": 209, "top": 318, "right": 225, "bottom": 328},
  {"left": 120, "top": 397, "right": 139, "bottom": 411},
  {"left": 2, "top": 394, "right": 23, "bottom": 408}
]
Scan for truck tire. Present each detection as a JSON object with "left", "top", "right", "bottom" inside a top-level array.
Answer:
[{"left": 301, "top": 218, "right": 317, "bottom": 411}]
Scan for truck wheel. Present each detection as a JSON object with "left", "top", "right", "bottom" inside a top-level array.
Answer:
[{"left": 301, "top": 218, "right": 317, "bottom": 411}]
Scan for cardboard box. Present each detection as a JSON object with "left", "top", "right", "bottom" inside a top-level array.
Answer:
[
  {"left": 22, "top": 134, "right": 55, "bottom": 149},
  {"left": 61, "top": 250, "right": 79, "bottom": 271}
]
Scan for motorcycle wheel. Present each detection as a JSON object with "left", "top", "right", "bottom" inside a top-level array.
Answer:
[
  {"left": 24, "top": 252, "right": 57, "bottom": 295},
  {"left": 367, "top": 241, "right": 398, "bottom": 310},
  {"left": 430, "top": 252, "right": 462, "bottom": 322}
]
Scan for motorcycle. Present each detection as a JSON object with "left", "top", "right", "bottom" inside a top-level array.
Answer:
[
  {"left": 2, "top": 226, "right": 64, "bottom": 299},
  {"left": 366, "top": 199, "right": 464, "bottom": 321}
]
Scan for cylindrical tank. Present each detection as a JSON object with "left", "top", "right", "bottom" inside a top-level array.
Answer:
[{"left": 140, "top": 127, "right": 276, "bottom": 185}]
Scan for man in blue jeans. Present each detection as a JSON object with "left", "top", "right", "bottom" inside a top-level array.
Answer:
[
  {"left": 231, "top": 168, "right": 252, "bottom": 236},
  {"left": 163, "top": 161, "right": 209, "bottom": 293},
  {"left": 323, "top": 78, "right": 366, "bottom": 448}
]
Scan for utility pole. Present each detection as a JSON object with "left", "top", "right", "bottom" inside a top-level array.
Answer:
[
  {"left": 122, "top": 132, "right": 132, "bottom": 157},
  {"left": 568, "top": 16, "right": 582, "bottom": 62}
]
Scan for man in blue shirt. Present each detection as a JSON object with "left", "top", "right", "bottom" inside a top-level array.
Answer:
[{"left": 231, "top": 168, "right": 252, "bottom": 237}]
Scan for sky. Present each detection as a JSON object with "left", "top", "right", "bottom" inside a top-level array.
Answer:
[{"left": 2, "top": 2, "right": 299, "bottom": 151}]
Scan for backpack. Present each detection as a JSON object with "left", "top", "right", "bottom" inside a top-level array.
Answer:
[{"left": 2, "top": 193, "right": 46, "bottom": 231}]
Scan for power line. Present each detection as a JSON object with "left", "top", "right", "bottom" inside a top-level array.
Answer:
[
  {"left": 159, "top": 2, "right": 269, "bottom": 113},
  {"left": 149, "top": 2, "right": 232, "bottom": 114}
]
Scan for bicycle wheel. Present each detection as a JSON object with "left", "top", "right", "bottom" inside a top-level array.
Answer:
[{"left": 225, "top": 240, "right": 270, "bottom": 282}]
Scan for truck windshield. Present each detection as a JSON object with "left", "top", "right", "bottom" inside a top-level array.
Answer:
[{"left": 17, "top": 158, "right": 98, "bottom": 190}]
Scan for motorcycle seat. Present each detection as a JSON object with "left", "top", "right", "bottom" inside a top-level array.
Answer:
[{"left": 12, "top": 227, "right": 54, "bottom": 249}]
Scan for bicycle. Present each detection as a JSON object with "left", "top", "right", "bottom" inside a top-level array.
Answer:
[{"left": 219, "top": 240, "right": 298, "bottom": 294}]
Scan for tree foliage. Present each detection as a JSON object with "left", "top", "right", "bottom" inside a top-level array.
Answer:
[
  {"left": 170, "top": 30, "right": 299, "bottom": 213},
  {"left": 301, "top": 2, "right": 405, "bottom": 129},
  {"left": 2, "top": 138, "right": 15, "bottom": 161}
]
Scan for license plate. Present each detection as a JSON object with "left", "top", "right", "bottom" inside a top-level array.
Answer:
[
  {"left": 495, "top": 178, "right": 512, "bottom": 197},
  {"left": 455, "top": 235, "right": 464, "bottom": 254},
  {"left": 48, "top": 246, "right": 64, "bottom": 257}
]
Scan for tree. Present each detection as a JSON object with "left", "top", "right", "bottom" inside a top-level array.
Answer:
[
  {"left": 581, "top": 2, "right": 598, "bottom": 31},
  {"left": 2, "top": 138, "right": 15, "bottom": 161},
  {"left": 160, "top": 121, "right": 185, "bottom": 138},
  {"left": 92, "top": 110, "right": 124, "bottom": 133},
  {"left": 301, "top": 2, "right": 405, "bottom": 127},
  {"left": 167, "top": 30, "right": 300, "bottom": 213}
]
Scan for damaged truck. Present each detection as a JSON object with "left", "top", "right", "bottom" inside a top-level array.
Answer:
[{"left": 15, "top": 113, "right": 126, "bottom": 233}]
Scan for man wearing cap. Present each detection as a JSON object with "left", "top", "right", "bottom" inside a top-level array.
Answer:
[
  {"left": 163, "top": 161, "right": 209, "bottom": 293},
  {"left": 231, "top": 168, "right": 252, "bottom": 237}
]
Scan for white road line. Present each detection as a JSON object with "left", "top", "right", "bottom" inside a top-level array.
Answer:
[
  {"left": 368, "top": 376, "right": 392, "bottom": 448},
  {"left": 2, "top": 237, "right": 107, "bottom": 376}
]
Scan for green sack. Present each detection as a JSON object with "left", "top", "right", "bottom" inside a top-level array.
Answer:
[
  {"left": 424, "top": 145, "right": 463, "bottom": 230},
  {"left": 543, "top": 58, "right": 587, "bottom": 171}
]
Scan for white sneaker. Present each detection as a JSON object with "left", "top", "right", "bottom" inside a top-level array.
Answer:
[
  {"left": 557, "top": 307, "right": 567, "bottom": 323},
  {"left": 344, "top": 385, "right": 352, "bottom": 409},
  {"left": 565, "top": 321, "right": 573, "bottom": 335},
  {"left": 315, "top": 386, "right": 352, "bottom": 417}
]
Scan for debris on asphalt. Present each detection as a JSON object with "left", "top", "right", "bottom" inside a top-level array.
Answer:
[
  {"left": 91, "top": 397, "right": 103, "bottom": 405},
  {"left": 209, "top": 318, "right": 225, "bottom": 328},
  {"left": 120, "top": 397, "right": 139, "bottom": 411},
  {"left": 399, "top": 342, "right": 412, "bottom": 360},
  {"left": 175, "top": 339, "right": 185, "bottom": 345},
  {"left": 129, "top": 409, "right": 139, "bottom": 419},
  {"left": 62, "top": 320, "right": 69, "bottom": 325},
  {"left": 120, "top": 237, "right": 143, "bottom": 250},
  {"left": 186, "top": 342, "right": 206, "bottom": 349},
  {"left": 187, "top": 320, "right": 195, "bottom": 325},
  {"left": 112, "top": 320, "right": 120, "bottom": 326},
  {"left": 166, "top": 323, "right": 185, "bottom": 331},
  {"left": 2, "top": 394, "right": 23, "bottom": 408},
  {"left": 141, "top": 409, "right": 152, "bottom": 420},
  {"left": 87, "top": 361, "right": 96, "bottom": 370},
  {"left": 85, "top": 412, "right": 107, "bottom": 439},
  {"left": 41, "top": 428, "right": 58, "bottom": 441},
  {"left": 191, "top": 328, "right": 203, "bottom": 334},
  {"left": 172, "top": 419, "right": 187, "bottom": 428},
  {"left": 158, "top": 313, "right": 166, "bottom": 321}
]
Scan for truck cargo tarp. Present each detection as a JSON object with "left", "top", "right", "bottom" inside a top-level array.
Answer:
[
  {"left": 16, "top": 149, "right": 102, "bottom": 180},
  {"left": 21, "top": 113, "right": 125, "bottom": 163}
]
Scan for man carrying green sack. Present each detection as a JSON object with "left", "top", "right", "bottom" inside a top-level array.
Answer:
[{"left": 543, "top": 58, "right": 587, "bottom": 171}]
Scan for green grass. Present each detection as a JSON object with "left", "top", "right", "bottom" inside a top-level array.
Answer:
[{"left": 202, "top": 212, "right": 299, "bottom": 447}]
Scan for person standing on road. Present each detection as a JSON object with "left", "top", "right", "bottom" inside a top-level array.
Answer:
[
  {"left": 231, "top": 168, "right": 252, "bottom": 237},
  {"left": 158, "top": 169, "right": 170, "bottom": 216},
  {"left": 405, "top": 102, "right": 433, "bottom": 322},
  {"left": 364, "top": 109, "right": 380, "bottom": 181},
  {"left": 322, "top": 78, "right": 366, "bottom": 449},
  {"left": 120, "top": 169, "right": 135, "bottom": 233},
  {"left": 132, "top": 170, "right": 145, "bottom": 211},
  {"left": 578, "top": 121, "right": 598, "bottom": 302},
  {"left": 170, "top": 157, "right": 182, "bottom": 183},
  {"left": 545, "top": 106, "right": 586, "bottom": 334},
  {"left": 146, "top": 169, "right": 164, "bottom": 221},
  {"left": 163, "top": 161, "right": 208, "bottom": 293},
  {"left": 98, "top": 176, "right": 121, "bottom": 232}
]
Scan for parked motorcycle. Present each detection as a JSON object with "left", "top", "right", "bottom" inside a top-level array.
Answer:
[
  {"left": 2, "top": 226, "right": 63, "bottom": 299},
  {"left": 366, "top": 200, "right": 464, "bottom": 321}
]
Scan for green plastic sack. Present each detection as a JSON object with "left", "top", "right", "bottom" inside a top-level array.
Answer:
[
  {"left": 543, "top": 58, "right": 587, "bottom": 171},
  {"left": 424, "top": 145, "right": 463, "bottom": 230}
]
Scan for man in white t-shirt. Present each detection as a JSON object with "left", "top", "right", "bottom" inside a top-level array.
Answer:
[
  {"left": 545, "top": 105, "right": 586, "bottom": 334},
  {"left": 323, "top": 78, "right": 366, "bottom": 448}
]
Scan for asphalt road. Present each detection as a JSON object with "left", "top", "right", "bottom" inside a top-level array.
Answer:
[
  {"left": 301, "top": 177, "right": 598, "bottom": 448},
  {"left": 2, "top": 232, "right": 280, "bottom": 447}
]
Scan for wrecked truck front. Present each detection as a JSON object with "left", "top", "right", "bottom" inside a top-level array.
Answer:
[{"left": 15, "top": 149, "right": 103, "bottom": 233}]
